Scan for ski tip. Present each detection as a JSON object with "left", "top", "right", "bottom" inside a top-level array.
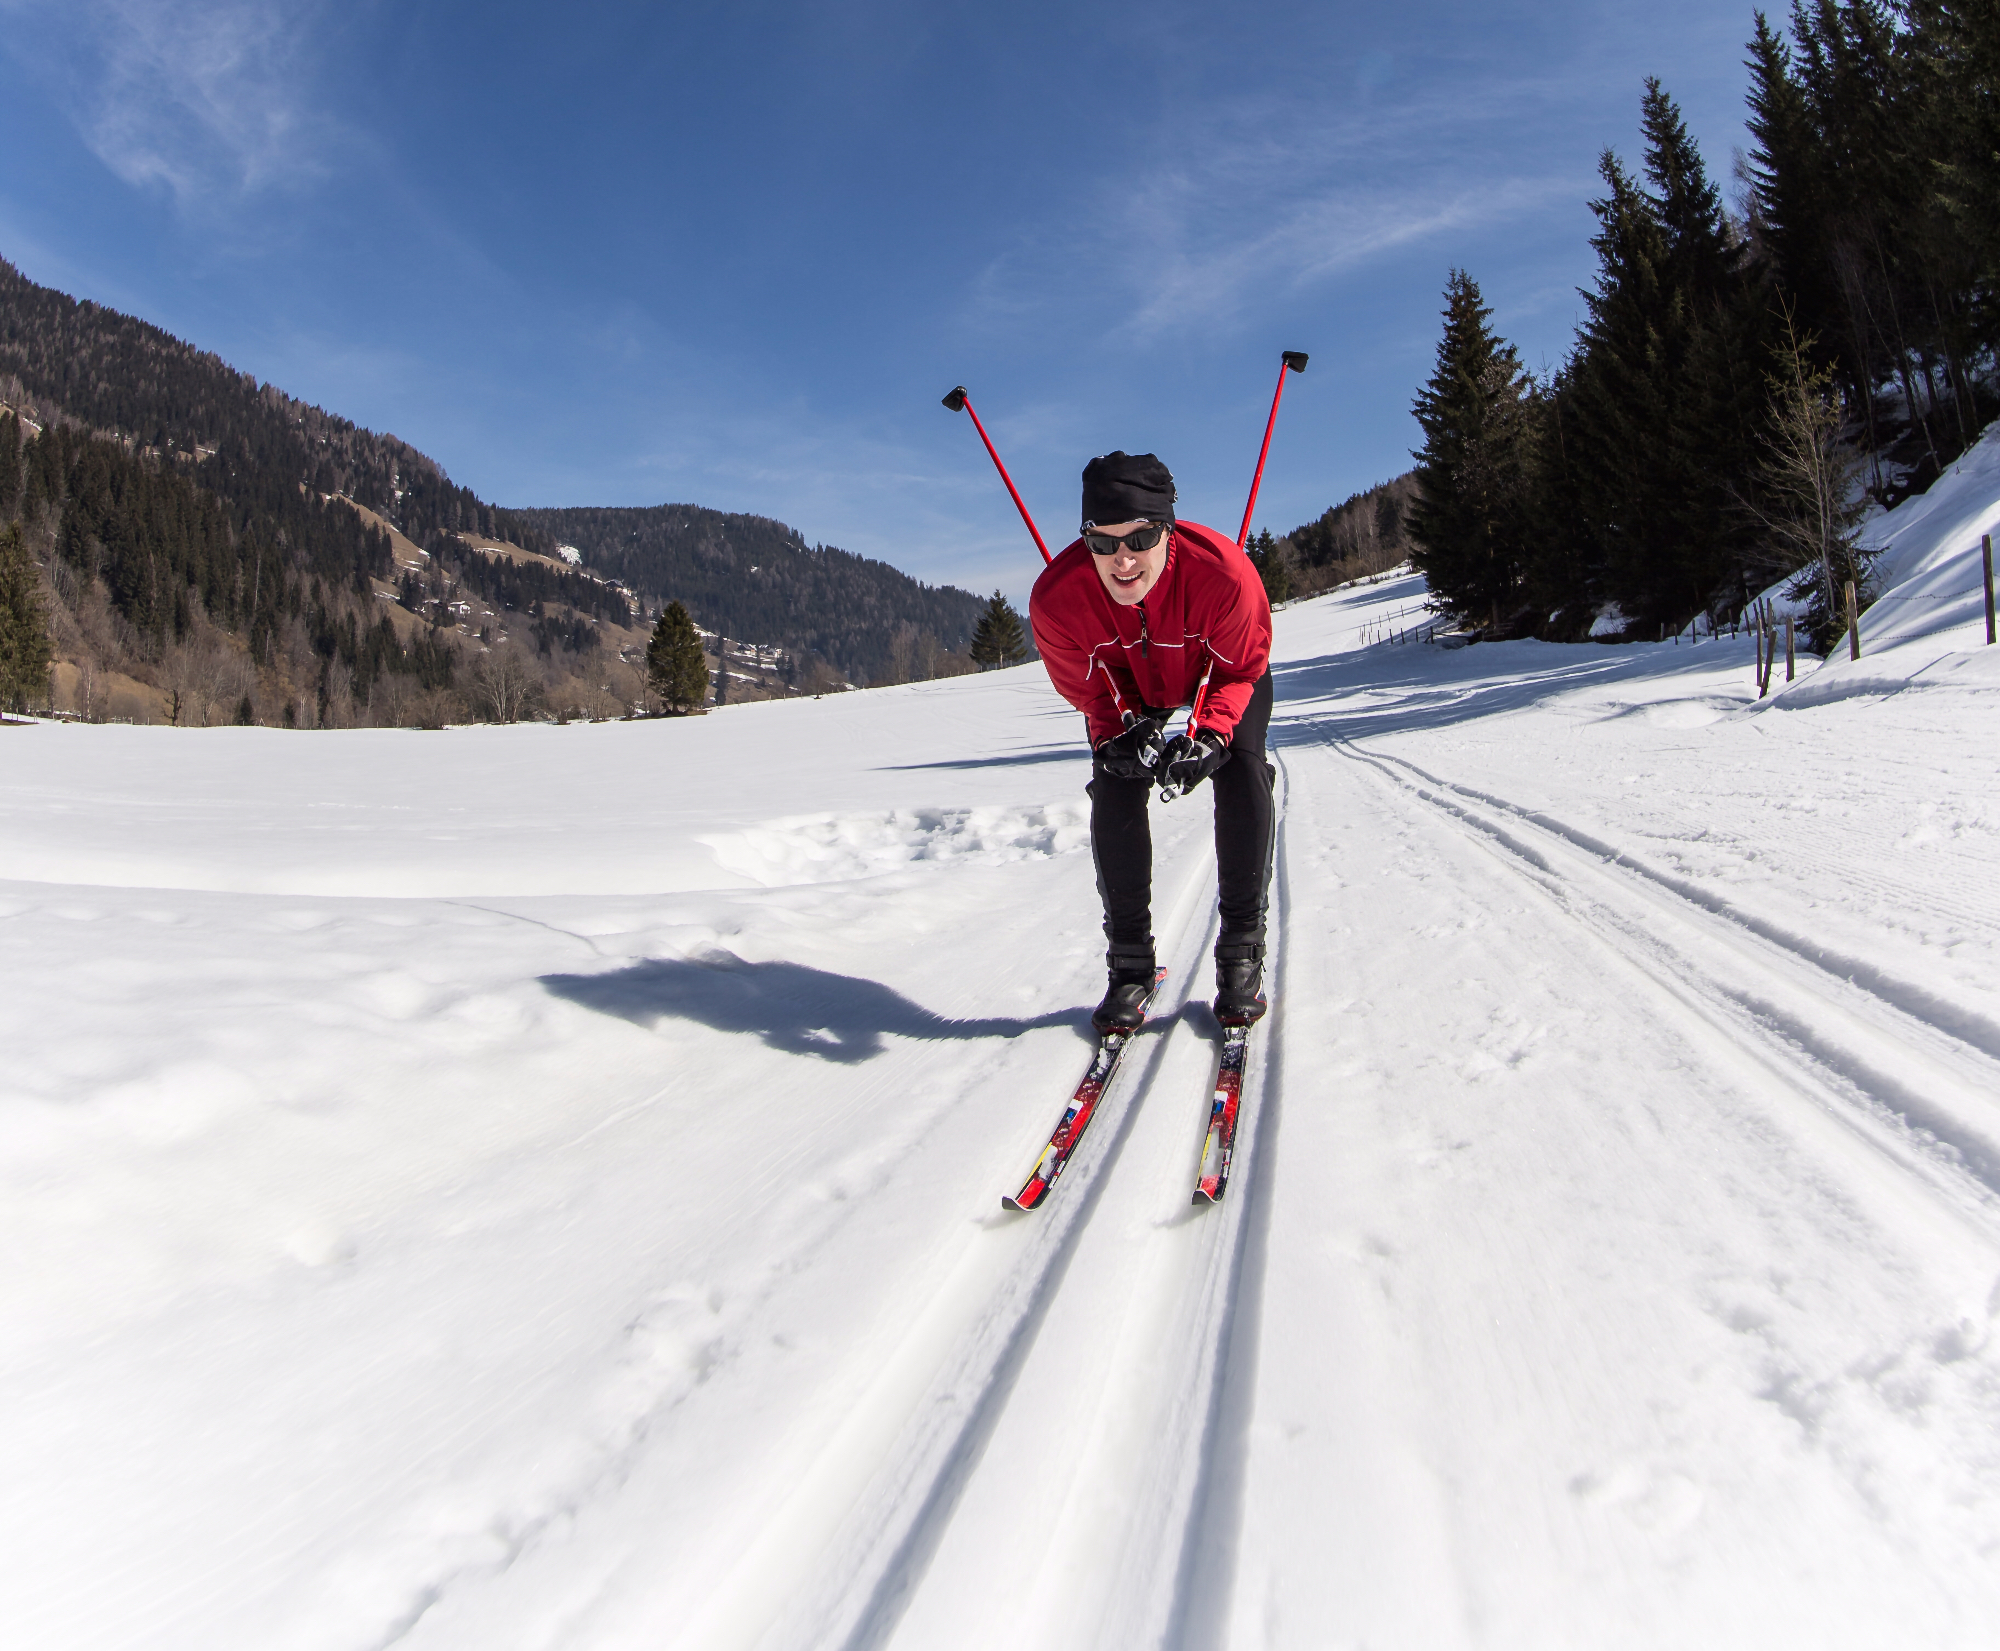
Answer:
[{"left": 1192, "top": 1186, "right": 1221, "bottom": 1206}]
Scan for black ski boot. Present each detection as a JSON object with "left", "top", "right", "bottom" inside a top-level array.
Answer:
[
  {"left": 1092, "top": 943, "right": 1158, "bottom": 1035},
  {"left": 1213, "top": 935, "right": 1267, "bottom": 1026}
]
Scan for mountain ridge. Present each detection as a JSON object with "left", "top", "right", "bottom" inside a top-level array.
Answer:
[{"left": 0, "top": 256, "right": 982, "bottom": 695}]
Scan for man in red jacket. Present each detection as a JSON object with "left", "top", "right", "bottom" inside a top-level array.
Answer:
[{"left": 1029, "top": 451, "right": 1275, "bottom": 1033}]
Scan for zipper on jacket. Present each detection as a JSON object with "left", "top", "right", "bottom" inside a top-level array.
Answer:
[{"left": 1137, "top": 601, "right": 1150, "bottom": 657}]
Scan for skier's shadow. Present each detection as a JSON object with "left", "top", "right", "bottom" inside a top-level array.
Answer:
[{"left": 540, "top": 950, "right": 1087, "bottom": 1064}]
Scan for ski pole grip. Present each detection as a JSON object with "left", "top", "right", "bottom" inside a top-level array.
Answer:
[
  {"left": 942, "top": 385, "right": 1052, "bottom": 565},
  {"left": 1237, "top": 350, "right": 1308, "bottom": 548}
]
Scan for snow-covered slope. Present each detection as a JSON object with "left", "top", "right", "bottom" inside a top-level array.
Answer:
[
  {"left": 1863, "top": 421, "right": 2000, "bottom": 652},
  {"left": 5, "top": 510, "right": 2000, "bottom": 1647}
]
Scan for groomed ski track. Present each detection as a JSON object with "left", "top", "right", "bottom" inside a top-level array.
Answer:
[
  {"left": 664, "top": 803, "right": 1284, "bottom": 1651},
  {"left": 6, "top": 564, "right": 2000, "bottom": 1648}
]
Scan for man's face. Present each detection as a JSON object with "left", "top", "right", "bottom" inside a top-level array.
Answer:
[{"left": 1087, "top": 520, "right": 1170, "bottom": 607}]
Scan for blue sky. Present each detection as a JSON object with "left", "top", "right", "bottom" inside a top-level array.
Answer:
[{"left": 0, "top": 0, "right": 1763, "bottom": 603}]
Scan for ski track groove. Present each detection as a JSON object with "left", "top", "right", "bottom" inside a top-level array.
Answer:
[
  {"left": 1323, "top": 730, "right": 2000, "bottom": 1276},
  {"left": 812, "top": 762, "right": 1290, "bottom": 1651},
  {"left": 677, "top": 816, "right": 1267, "bottom": 1651},
  {"left": 1370, "top": 748, "right": 2000, "bottom": 1068},
  {"left": 1162, "top": 754, "right": 1292, "bottom": 1651}
]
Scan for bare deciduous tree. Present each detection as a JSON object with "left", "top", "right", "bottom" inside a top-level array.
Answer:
[
  {"left": 467, "top": 646, "right": 543, "bottom": 723},
  {"left": 321, "top": 656, "right": 356, "bottom": 729},
  {"left": 1745, "top": 310, "right": 1872, "bottom": 654}
]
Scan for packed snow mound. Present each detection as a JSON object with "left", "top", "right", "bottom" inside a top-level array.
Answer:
[{"left": 700, "top": 803, "right": 1089, "bottom": 886}]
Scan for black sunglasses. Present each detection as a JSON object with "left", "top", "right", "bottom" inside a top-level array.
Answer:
[{"left": 1082, "top": 521, "right": 1172, "bottom": 556}]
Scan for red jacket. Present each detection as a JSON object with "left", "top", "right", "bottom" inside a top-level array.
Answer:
[{"left": 1029, "top": 519, "right": 1272, "bottom": 748}]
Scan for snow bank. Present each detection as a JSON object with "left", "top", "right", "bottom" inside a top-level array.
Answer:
[{"left": 701, "top": 803, "right": 1088, "bottom": 887}]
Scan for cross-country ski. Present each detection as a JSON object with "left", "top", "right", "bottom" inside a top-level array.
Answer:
[
  {"left": 1192, "top": 1021, "right": 1254, "bottom": 1204},
  {"left": 1003, "top": 968, "right": 1166, "bottom": 1211}
]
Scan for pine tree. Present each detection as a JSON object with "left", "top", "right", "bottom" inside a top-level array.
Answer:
[
  {"left": 647, "top": 600, "right": 708, "bottom": 712},
  {"left": 0, "top": 523, "right": 51, "bottom": 713},
  {"left": 1552, "top": 83, "right": 1777, "bottom": 635},
  {"left": 969, "top": 591, "right": 1027, "bottom": 668},
  {"left": 1247, "top": 528, "right": 1292, "bottom": 604},
  {"left": 0, "top": 410, "right": 20, "bottom": 517},
  {"left": 1407, "top": 270, "right": 1539, "bottom": 632}
]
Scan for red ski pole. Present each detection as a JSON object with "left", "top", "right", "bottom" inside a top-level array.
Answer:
[
  {"left": 1236, "top": 351, "right": 1309, "bottom": 549},
  {"left": 942, "top": 386, "right": 1052, "bottom": 565}
]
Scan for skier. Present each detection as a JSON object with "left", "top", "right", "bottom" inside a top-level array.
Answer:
[{"left": 1029, "top": 451, "right": 1275, "bottom": 1034}]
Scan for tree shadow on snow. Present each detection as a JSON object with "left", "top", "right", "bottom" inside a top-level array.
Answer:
[
  {"left": 877, "top": 745, "right": 1082, "bottom": 772},
  {"left": 1270, "top": 638, "right": 1746, "bottom": 745},
  {"left": 540, "top": 950, "right": 1090, "bottom": 1064}
]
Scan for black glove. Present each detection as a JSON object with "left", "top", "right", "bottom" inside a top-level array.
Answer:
[
  {"left": 1156, "top": 729, "right": 1228, "bottom": 800},
  {"left": 1094, "top": 711, "right": 1166, "bottom": 779}
]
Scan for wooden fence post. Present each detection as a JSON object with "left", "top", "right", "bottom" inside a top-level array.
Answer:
[
  {"left": 1846, "top": 580, "right": 1860, "bottom": 660},
  {"left": 1985, "top": 533, "right": 1995, "bottom": 645},
  {"left": 1785, "top": 614, "right": 1794, "bottom": 681}
]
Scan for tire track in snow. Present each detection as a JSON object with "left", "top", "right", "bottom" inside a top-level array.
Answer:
[{"left": 1325, "top": 731, "right": 2000, "bottom": 1286}]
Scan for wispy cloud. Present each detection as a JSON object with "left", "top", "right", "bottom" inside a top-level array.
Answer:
[
  {"left": 959, "top": 68, "right": 1600, "bottom": 346},
  {"left": 1126, "top": 174, "right": 1579, "bottom": 337},
  {"left": 2, "top": 0, "right": 335, "bottom": 208},
  {"left": 1109, "top": 75, "right": 1594, "bottom": 337}
]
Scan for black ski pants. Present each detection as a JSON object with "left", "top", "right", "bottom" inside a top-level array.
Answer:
[{"left": 1088, "top": 670, "right": 1276, "bottom": 951}]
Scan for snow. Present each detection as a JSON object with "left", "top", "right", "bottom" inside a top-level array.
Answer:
[
  {"left": 557, "top": 545, "right": 583, "bottom": 566},
  {"left": 6, "top": 484, "right": 2000, "bottom": 1646}
]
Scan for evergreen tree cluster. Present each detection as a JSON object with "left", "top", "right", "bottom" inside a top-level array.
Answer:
[
  {"left": 417, "top": 531, "right": 632, "bottom": 631},
  {"left": 514, "top": 503, "right": 987, "bottom": 687},
  {"left": 968, "top": 592, "right": 1028, "bottom": 668},
  {"left": 1411, "top": 5, "right": 2000, "bottom": 646},
  {"left": 1747, "top": 0, "right": 1997, "bottom": 482},
  {"left": 1246, "top": 530, "right": 1292, "bottom": 605},
  {"left": 0, "top": 408, "right": 482, "bottom": 716},
  {"left": 0, "top": 521, "right": 50, "bottom": 712},
  {"left": 25, "top": 418, "right": 392, "bottom": 654}
]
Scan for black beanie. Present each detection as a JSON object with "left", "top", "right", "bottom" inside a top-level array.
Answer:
[{"left": 1081, "top": 451, "right": 1176, "bottom": 528}]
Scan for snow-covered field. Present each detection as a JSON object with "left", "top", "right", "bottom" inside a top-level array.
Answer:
[{"left": 7, "top": 449, "right": 2000, "bottom": 1650}]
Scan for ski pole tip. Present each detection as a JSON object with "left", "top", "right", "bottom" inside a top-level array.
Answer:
[
  {"left": 941, "top": 386, "right": 968, "bottom": 412},
  {"left": 1281, "top": 351, "right": 1308, "bottom": 373}
]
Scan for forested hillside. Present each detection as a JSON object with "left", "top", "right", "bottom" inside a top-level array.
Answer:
[
  {"left": 0, "top": 257, "right": 982, "bottom": 722},
  {"left": 514, "top": 505, "right": 987, "bottom": 688},
  {"left": 1265, "top": 474, "right": 1419, "bottom": 599},
  {"left": 0, "top": 260, "right": 557, "bottom": 555}
]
